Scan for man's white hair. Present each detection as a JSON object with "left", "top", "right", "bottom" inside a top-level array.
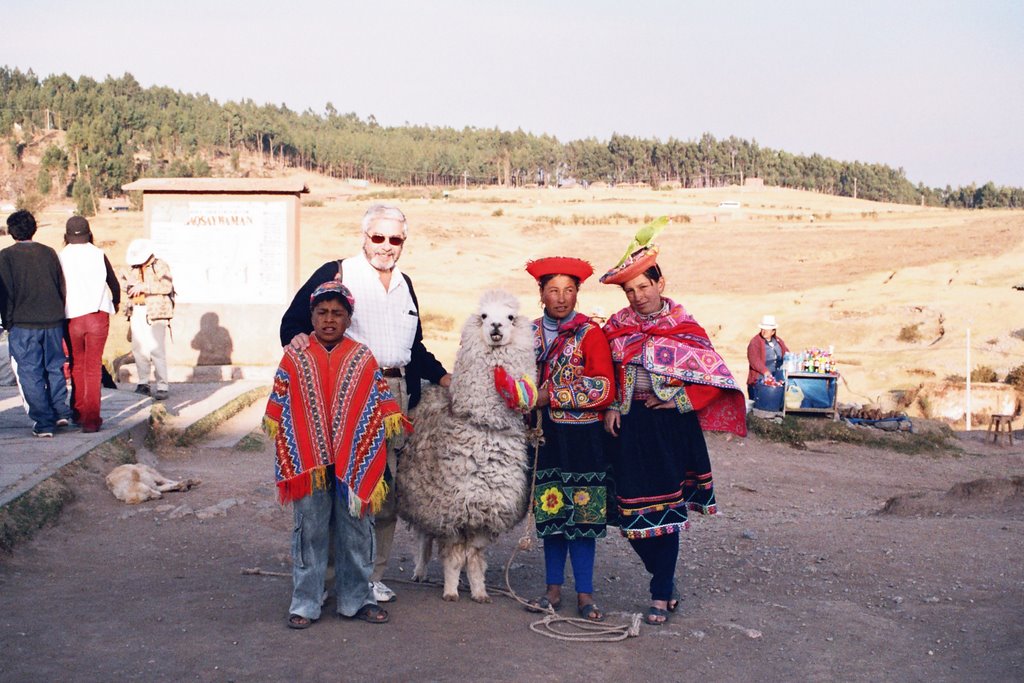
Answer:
[{"left": 361, "top": 204, "right": 408, "bottom": 236}]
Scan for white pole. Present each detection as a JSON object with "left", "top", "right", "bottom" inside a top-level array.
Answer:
[{"left": 965, "top": 327, "right": 971, "bottom": 432}]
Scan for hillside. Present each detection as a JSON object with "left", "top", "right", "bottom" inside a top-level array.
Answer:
[{"left": 4, "top": 67, "right": 1023, "bottom": 214}]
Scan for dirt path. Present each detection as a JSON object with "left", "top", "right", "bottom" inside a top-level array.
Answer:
[{"left": 1, "top": 423, "right": 1021, "bottom": 682}]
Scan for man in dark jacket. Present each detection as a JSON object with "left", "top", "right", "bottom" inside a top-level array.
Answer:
[
  {"left": 0, "top": 210, "right": 72, "bottom": 437},
  {"left": 279, "top": 204, "right": 450, "bottom": 604}
]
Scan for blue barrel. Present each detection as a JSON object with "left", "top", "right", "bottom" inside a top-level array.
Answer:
[{"left": 753, "top": 382, "right": 785, "bottom": 411}]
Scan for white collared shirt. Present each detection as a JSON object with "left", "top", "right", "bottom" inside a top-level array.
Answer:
[{"left": 341, "top": 252, "right": 418, "bottom": 368}]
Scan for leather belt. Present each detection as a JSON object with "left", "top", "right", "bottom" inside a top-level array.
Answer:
[{"left": 381, "top": 367, "right": 404, "bottom": 378}]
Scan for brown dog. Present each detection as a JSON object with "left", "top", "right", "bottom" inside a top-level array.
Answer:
[{"left": 105, "top": 464, "right": 200, "bottom": 504}]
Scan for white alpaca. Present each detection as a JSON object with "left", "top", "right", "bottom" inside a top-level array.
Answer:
[{"left": 397, "top": 289, "right": 536, "bottom": 602}]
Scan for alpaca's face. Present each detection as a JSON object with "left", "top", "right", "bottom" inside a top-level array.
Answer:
[{"left": 477, "top": 299, "right": 519, "bottom": 348}]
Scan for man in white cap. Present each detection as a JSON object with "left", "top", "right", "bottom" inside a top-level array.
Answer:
[
  {"left": 122, "top": 238, "right": 175, "bottom": 401},
  {"left": 746, "top": 314, "right": 789, "bottom": 399}
]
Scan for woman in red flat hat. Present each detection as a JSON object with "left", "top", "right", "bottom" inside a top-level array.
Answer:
[
  {"left": 523, "top": 256, "right": 615, "bottom": 622},
  {"left": 599, "top": 227, "right": 747, "bottom": 626}
]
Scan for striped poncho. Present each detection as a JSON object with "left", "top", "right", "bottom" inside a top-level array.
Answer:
[{"left": 263, "top": 336, "right": 409, "bottom": 517}]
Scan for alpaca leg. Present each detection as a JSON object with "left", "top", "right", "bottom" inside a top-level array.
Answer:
[
  {"left": 466, "top": 534, "right": 491, "bottom": 603},
  {"left": 441, "top": 540, "right": 466, "bottom": 602},
  {"left": 412, "top": 532, "right": 433, "bottom": 582}
]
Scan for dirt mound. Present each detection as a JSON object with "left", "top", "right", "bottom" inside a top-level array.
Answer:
[{"left": 881, "top": 476, "right": 1024, "bottom": 518}]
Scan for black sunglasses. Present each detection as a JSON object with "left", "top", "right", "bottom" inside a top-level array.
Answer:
[{"left": 368, "top": 234, "right": 405, "bottom": 246}]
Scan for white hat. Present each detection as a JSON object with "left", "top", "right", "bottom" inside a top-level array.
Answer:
[
  {"left": 126, "top": 238, "right": 154, "bottom": 266},
  {"left": 759, "top": 314, "right": 778, "bottom": 330}
]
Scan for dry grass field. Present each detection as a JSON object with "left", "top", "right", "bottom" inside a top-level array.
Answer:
[{"left": 22, "top": 174, "right": 1024, "bottom": 422}]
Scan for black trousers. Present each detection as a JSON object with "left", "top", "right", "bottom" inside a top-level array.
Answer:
[{"left": 627, "top": 531, "right": 679, "bottom": 601}]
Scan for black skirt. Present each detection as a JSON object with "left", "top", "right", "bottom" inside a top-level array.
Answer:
[
  {"left": 531, "top": 410, "right": 609, "bottom": 540},
  {"left": 606, "top": 403, "right": 717, "bottom": 539}
]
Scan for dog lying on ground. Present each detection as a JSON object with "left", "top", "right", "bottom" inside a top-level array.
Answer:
[{"left": 106, "top": 464, "right": 200, "bottom": 504}]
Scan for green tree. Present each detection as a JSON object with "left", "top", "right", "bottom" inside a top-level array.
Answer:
[
  {"left": 72, "top": 176, "right": 95, "bottom": 216},
  {"left": 36, "top": 167, "right": 51, "bottom": 194}
]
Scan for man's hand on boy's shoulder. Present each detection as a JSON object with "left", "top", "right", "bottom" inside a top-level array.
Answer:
[{"left": 288, "top": 333, "right": 311, "bottom": 352}]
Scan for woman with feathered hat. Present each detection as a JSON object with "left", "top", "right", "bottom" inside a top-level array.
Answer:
[
  {"left": 599, "top": 220, "right": 747, "bottom": 626},
  {"left": 523, "top": 256, "right": 615, "bottom": 622}
]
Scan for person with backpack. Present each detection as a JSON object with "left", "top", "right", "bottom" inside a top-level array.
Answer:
[{"left": 122, "top": 238, "right": 174, "bottom": 401}]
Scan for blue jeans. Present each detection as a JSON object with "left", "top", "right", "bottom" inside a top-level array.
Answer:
[
  {"left": 290, "top": 477, "right": 376, "bottom": 620},
  {"left": 8, "top": 326, "right": 71, "bottom": 432}
]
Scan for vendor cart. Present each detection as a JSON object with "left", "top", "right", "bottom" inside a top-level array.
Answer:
[{"left": 783, "top": 371, "right": 839, "bottom": 419}]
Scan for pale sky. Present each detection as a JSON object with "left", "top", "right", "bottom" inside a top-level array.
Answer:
[{"left": 4, "top": 0, "right": 1022, "bottom": 188}]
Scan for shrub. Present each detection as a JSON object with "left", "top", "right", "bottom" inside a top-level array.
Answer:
[
  {"left": 72, "top": 178, "right": 95, "bottom": 217},
  {"left": 897, "top": 324, "right": 921, "bottom": 343},
  {"left": 970, "top": 366, "right": 998, "bottom": 383},
  {"left": 7, "top": 140, "right": 24, "bottom": 168},
  {"left": 191, "top": 157, "right": 212, "bottom": 177},
  {"left": 491, "top": 208, "right": 504, "bottom": 217},
  {"left": 1005, "top": 364, "right": 1024, "bottom": 389},
  {"left": 15, "top": 192, "right": 46, "bottom": 214},
  {"left": 36, "top": 168, "right": 52, "bottom": 195},
  {"left": 40, "top": 144, "right": 68, "bottom": 172}
]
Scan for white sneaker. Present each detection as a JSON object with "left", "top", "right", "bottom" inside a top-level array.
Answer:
[{"left": 370, "top": 581, "right": 396, "bottom": 602}]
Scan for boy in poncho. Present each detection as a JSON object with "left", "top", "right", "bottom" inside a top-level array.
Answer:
[{"left": 264, "top": 281, "right": 407, "bottom": 628}]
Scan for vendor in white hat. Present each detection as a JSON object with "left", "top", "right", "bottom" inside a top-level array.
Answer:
[
  {"left": 122, "top": 238, "right": 175, "bottom": 400},
  {"left": 746, "top": 314, "right": 789, "bottom": 398}
]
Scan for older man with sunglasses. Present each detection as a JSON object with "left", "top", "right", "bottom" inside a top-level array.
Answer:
[{"left": 280, "top": 204, "right": 451, "bottom": 608}]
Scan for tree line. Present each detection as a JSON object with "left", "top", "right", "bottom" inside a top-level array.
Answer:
[{"left": 3, "top": 66, "right": 1022, "bottom": 215}]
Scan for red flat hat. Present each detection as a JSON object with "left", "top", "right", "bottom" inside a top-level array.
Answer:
[
  {"left": 599, "top": 245, "right": 660, "bottom": 285},
  {"left": 525, "top": 256, "right": 594, "bottom": 284}
]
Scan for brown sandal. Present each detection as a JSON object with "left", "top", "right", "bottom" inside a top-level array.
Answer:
[
  {"left": 287, "top": 613, "right": 315, "bottom": 629},
  {"left": 351, "top": 603, "right": 390, "bottom": 624}
]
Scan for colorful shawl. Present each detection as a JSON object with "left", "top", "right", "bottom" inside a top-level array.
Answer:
[
  {"left": 535, "top": 312, "right": 591, "bottom": 369},
  {"left": 534, "top": 313, "right": 615, "bottom": 423},
  {"left": 263, "top": 336, "right": 409, "bottom": 516},
  {"left": 603, "top": 298, "right": 747, "bottom": 436}
]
